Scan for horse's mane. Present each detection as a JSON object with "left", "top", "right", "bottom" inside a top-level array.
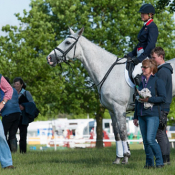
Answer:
[{"left": 81, "top": 36, "right": 118, "bottom": 59}]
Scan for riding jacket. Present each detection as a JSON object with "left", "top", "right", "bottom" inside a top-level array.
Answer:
[
  {"left": 128, "top": 19, "right": 158, "bottom": 62},
  {"left": 134, "top": 75, "right": 166, "bottom": 119}
]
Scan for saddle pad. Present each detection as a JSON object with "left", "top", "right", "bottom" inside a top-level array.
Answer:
[
  {"left": 125, "top": 68, "right": 135, "bottom": 88},
  {"left": 125, "top": 62, "right": 142, "bottom": 88}
]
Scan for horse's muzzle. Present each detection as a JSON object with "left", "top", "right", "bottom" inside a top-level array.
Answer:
[{"left": 46, "top": 55, "right": 56, "bottom": 67}]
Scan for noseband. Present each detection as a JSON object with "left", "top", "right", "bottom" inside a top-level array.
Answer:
[{"left": 52, "top": 36, "right": 80, "bottom": 64}]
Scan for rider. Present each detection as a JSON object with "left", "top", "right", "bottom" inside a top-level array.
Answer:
[{"left": 125, "top": 4, "right": 158, "bottom": 85}]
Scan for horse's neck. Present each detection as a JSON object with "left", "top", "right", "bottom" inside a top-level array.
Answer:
[{"left": 78, "top": 37, "right": 117, "bottom": 84}]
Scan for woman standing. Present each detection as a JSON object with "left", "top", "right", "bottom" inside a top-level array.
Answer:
[
  {"left": 1, "top": 77, "right": 21, "bottom": 153},
  {"left": 13, "top": 77, "right": 35, "bottom": 153},
  {"left": 133, "top": 59, "right": 165, "bottom": 168},
  {"left": 126, "top": 4, "right": 158, "bottom": 85}
]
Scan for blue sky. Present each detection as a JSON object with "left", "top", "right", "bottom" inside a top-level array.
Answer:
[{"left": 0, "top": 0, "right": 31, "bottom": 36}]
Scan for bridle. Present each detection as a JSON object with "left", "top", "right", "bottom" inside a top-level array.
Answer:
[{"left": 53, "top": 35, "right": 80, "bottom": 64}]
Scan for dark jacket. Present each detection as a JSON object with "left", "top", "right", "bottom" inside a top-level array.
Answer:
[
  {"left": 1, "top": 88, "right": 21, "bottom": 117},
  {"left": 21, "top": 102, "right": 37, "bottom": 125},
  {"left": 128, "top": 20, "right": 158, "bottom": 62},
  {"left": 134, "top": 75, "right": 166, "bottom": 119},
  {"left": 156, "top": 63, "right": 173, "bottom": 111}
]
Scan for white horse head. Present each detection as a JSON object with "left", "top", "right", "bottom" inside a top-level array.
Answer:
[{"left": 47, "top": 27, "right": 84, "bottom": 66}]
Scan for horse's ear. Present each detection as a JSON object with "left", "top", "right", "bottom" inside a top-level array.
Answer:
[
  {"left": 69, "top": 27, "right": 75, "bottom": 35},
  {"left": 77, "top": 27, "right": 84, "bottom": 36}
]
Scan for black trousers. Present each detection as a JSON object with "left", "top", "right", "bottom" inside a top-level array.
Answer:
[
  {"left": 156, "top": 111, "right": 170, "bottom": 156},
  {"left": 18, "top": 116, "right": 28, "bottom": 153},
  {"left": 2, "top": 112, "right": 21, "bottom": 141}
]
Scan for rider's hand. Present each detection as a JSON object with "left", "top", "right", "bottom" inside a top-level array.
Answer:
[
  {"left": 132, "top": 57, "right": 140, "bottom": 65},
  {"left": 124, "top": 54, "right": 132, "bottom": 63}
]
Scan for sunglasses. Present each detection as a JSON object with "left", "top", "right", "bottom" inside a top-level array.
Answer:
[{"left": 141, "top": 66, "right": 149, "bottom": 69}]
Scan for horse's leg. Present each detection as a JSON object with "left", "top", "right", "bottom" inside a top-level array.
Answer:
[
  {"left": 110, "top": 109, "right": 131, "bottom": 164},
  {"left": 118, "top": 111, "right": 131, "bottom": 164},
  {"left": 109, "top": 111, "right": 123, "bottom": 164}
]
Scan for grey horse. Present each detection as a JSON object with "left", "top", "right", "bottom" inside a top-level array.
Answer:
[{"left": 47, "top": 27, "right": 175, "bottom": 164}]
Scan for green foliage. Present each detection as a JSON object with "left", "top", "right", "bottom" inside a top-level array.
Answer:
[
  {"left": 156, "top": 0, "right": 175, "bottom": 12},
  {"left": 168, "top": 97, "right": 175, "bottom": 125},
  {"left": 0, "top": 0, "right": 175, "bottom": 121}
]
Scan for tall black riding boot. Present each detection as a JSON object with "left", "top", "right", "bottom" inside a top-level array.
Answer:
[
  {"left": 9, "top": 138, "right": 17, "bottom": 153},
  {"left": 134, "top": 74, "right": 142, "bottom": 86}
]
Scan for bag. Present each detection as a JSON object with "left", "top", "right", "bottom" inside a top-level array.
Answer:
[
  {"left": 19, "top": 91, "right": 40, "bottom": 118},
  {"left": 155, "top": 80, "right": 168, "bottom": 130},
  {"left": 158, "top": 111, "right": 168, "bottom": 130},
  {"left": 34, "top": 108, "right": 40, "bottom": 118}
]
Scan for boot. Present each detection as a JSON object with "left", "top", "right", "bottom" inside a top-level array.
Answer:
[
  {"left": 9, "top": 138, "right": 17, "bottom": 153},
  {"left": 7, "top": 139, "right": 11, "bottom": 150},
  {"left": 113, "top": 156, "right": 122, "bottom": 164},
  {"left": 166, "top": 155, "right": 170, "bottom": 165},
  {"left": 162, "top": 155, "right": 167, "bottom": 165},
  {"left": 134, "top": 74, "right": 142, "bottom": 86}
]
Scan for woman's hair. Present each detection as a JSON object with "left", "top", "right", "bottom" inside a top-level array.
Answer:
[
  {"left": 13, "top": 77, "right": 26, "bottom": 89},
  {"left": 142, "top": 59, "right": 157, "bottom": 74}
]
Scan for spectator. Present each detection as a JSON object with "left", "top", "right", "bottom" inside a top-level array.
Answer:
[
  {"left": 1, "top": 77, "right": 21, "bottom": 153},
  {"left": 0, "top": 74, "right": 15, "bottom": 169},
  {"left": 133, "top": 59, "right": 166, "bottom": 168},
  {"left": 151, "top": 47, "right": 173, "bottom": 165},
  {"left": 13, "top": 77, "right": 36, "bottom": 153}
]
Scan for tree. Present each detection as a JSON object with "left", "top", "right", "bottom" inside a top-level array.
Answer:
[
  {"left": 0, "top": 0, "right": 175, "bottom": 148},
  {"left": 156, "top": 0, "right": 175, "bottom": 12}
]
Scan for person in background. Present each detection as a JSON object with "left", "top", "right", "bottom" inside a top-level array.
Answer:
[
  {"left": 13, "top": 77, "right": 36, "bottom": 153},
  {"left": 0, "top": 74, "right": 15, "bottom": 169},
  {"left": 133, "top": 59, "right": 166, "bottom": 168},
  {"left": 151, "top": 47, "right": 173, "bottom": 165},
  {"left": 1, "top": 77, "right": 21, "bottom": 153},
  {"left": 125, "top": 4, "right": 158, "bottom": 85}
]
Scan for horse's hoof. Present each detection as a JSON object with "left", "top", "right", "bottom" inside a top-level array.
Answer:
[
  {"left": 113, "top": 157, "right": 122, "bottom": 164},
  {"left": 121, "top": 156, "right": 128, "bottom": 164}
]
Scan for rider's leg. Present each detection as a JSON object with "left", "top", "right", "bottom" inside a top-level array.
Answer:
[{"left": 132, "top": 63, "right": 142, "bottom": 86}]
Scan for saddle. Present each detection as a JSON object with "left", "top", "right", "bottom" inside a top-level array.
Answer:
[{"left": 126, "top": 61, "right": 142, "bottom": 102}]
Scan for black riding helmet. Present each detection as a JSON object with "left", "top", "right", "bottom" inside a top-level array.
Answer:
[{"left": 138, "top": 4, "right": 155, "bottom": 14}]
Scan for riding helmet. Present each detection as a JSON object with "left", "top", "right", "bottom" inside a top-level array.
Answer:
[{"left": 138, "top": 4, "right": 155, "bottom": 14}]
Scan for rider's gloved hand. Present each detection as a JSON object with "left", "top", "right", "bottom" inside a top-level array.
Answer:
[
  {"left": 131, "top": 57, "right": 140, "bottom": 65},
  {"left": 124, "top": 54, "right": 132, "bottom": 62}
]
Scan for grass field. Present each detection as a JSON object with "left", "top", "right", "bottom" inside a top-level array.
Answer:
[{"left": 0, "top": 144, "right": 175, "bottom": 175}]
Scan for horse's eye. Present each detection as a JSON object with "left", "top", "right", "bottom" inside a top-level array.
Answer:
[{"left": 65, "top": 41, "right": 71, "bottom": 45}]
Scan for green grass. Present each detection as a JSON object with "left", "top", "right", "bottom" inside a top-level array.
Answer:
[{"left": 1, "top": 144, "right": 175, "bottom": 175}]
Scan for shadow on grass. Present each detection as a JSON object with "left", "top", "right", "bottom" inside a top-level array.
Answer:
[{"left": 24, "top": 147, "right": 144, "bottom": 170}]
